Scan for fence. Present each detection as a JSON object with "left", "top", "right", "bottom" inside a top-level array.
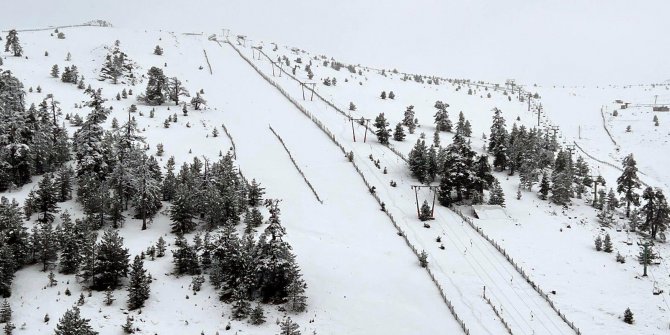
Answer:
[
  {"left": 251, "top": 46, "right": 408, "bottom": 163},
  {"left": 572, "top": 141, "right": 649, "bottom": 188},
  {"left": 600, "top": 107, "right": 618, "bottom": 146},
  {"left": 220, "top": 122, "right": 237, "bottom": 159},
  {"left": 268, "top": 125, "right": 323, "bottom": 204},
  {"left": 203, "top": 49, "right": 213, "bottom": 75},
  {"left": 451, "top": 208, "right": 582, "bottom": 335},
  {"left": 483, "top": 293, "right": 514, "bottom": 335},
  {"left": 222, "top": 37, "right": 472, "bottom": 335}
]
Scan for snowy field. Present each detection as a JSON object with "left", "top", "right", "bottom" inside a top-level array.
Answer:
[{"left": 0, "top": 15, "right": 669, "bottom": 335}]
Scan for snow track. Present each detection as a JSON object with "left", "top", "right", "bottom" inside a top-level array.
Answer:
[{"left": 223, "top": 37, "right": 579, "bottom": 335}]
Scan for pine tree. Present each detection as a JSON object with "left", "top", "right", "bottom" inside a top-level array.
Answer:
[
  {"left": 54, "top": 306, "right": 98, "bottom": 335},
  {"left": 36, "top": 222, "right": 58, "bottom": 271},
  {"left": 380, "top": 91, "right": 386, "bottom": 99},
  {"left": 51, "top": 65, "right": 60, "bottom": 78},
  {"left": 403, "top": 105, "right": 416, "bottom": 134},
  {"left": 122, "top": 315, "right": 134, "bottom": 334},
  {"left": 617, "top": 154, "right": 641, "bottom": 217},
  {"left": 34, "top": 173, "right": 60, "bottom": 223},
  {"left": 594, "top": 236, "right": 602, "bottom": 251},
  {"left": 167, "top": 77, "right": 189, "bottom": 105},
  {"left": 231, "top": 284, "right": 251, "bottom": 320},
  {"left": 408, "top": 139, "right": 428, "bottom": 183},
  {"left": 153, "top": 45, "right": 163, "bottom": 55},
  {"left": 640, "top": 187, "right": 669, "bottom": 240},
  {"left": 190, "top": 93, "right": 206, "bottom": 110},
  {"left": 623, "top": 308, "right": 634, "bottom": 324},
  {"left": 92, "top": 229, "right": 130, "bottom": 290},
  {"left": 140, "top": 67, "right": 167, "bottom": 105},
  {"left": 4, "top": 30, "right": 22, "bottom": 57},
  {"left": 249, "top": 304, "right": 266, "bottom": 325},
  {"left": 156, "top": 237, "right": 166, "bottom": 257},
  {"left": 0, "top": 244, "right": 16, "bottom": 298},
  {"left": 419, "top": 200, "right": 432, "bottom": 221},
  {"left": 134, "top": 154, "right": 162, "bottom": 230},
  {"left": 59, "top": 212, "right": 80, "bottom": 274},
  {"left": 3, "top": 321, "right": 13, "bottom": 335},
  {"left": 248, "top": 179, "right": 265, "bottom": 207},
  {"left": 172, "top": 238, "right": 200, "bottom": 275},
  {"left": 170, "top": 186, "right": 197, "bottom": 235},
  {"left": 603, "top": 234, "right": 613, "bottom": 253},
  {"left": 127, "top": 256, "right": 150, "bottom": 310},
  {"left": 0, "top": 300, "right": 10, "bottom": 323},
  {"left": 539, "top": 171, "right": 550, "bottom": 200},
  {"left": 104, "top": 288, "right": 114, "bottom": 305},
  {"left": 488, "top": 108, "right": 508, "bottom": 171},
  {"left": 393, "top": 123, "right": 406, "bottom": 141},
  {"left": 488, "top": 179, "right": 505, "bottom": 206},
  {"left": 285, "top": 273, "right": 307, "bottom": 313},
  {"left": 278, "top": 317, "right": 301, "bottom": 335},
  {"left": 373, "top": 113, "right": 391, "bottom": 144}
]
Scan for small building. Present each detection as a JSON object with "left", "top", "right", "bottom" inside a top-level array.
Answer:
[{"left": 652, "top": 106, "right": 669, "bottom": 112}]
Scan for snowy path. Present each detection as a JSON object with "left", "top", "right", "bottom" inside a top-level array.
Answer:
[
  {"left": 202, "top": 38, "right": 464, "bottom": 335},
  {"left": 223, "top": 39, "right": 578, "bottom": 335}
]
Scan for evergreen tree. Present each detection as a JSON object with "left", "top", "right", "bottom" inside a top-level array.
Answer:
[
  {"left": 122, "top": 315, "right": 134, "bottom": 334},
  {"left": 408, "top": 139, "right": 427, "bottom": 183},
  {"left": 373, "top": 113, "right": 391, "bottom": 145},
  {"left": 140, "top": 67, "right": 167, "bottom": 105},
  {"left": 403, "top": 105, "right": 416, "bottom": 134},
  {"left": 594, "top": 236, "right": 602, "bottom": 251},
  {"left": 54, "top": 306, "right": 98, "bottom": 335},
  {"left": 167, "top": 77, "right": 189, "bottom": 105},
  {"left": 249, "top": 304, "right": 266, "bottom": 325},
  {"left": 172, "top": 238, "right": 200, "bottom": 275},
  {"left": 285, "top": 273, "right": 307, "bottom": 313},
  {"left": 156, "top": 237, "right": 166, "bottom": 257},
  {"left": 92, "top": 229, "right": 130, "bottom": 290},
  {"left": 4, "top": 30, "right": 22, "bottom": 57},
  {"left": 539, "top": 170, "right": 550, "bottom": 200},
  {"left": 472, "top": 155, "right": 494, "bottom": 194},
  {"left": 488, "top": 179, "right": 505, "bottom": 206},
  {"left": 0, "top": 244, "right": 15, "bottom": 297},
  {"left": 603, "top": 234, "right": 613, "bottom": 253},
  {"left": 99, "top": 47, "right": 133, "bottom": 84},
  {"left": 51, "top": 65, "right": 60, "bottom": 78},
  {"left": 640, "top": 187, "right": 669, "bottom": 240},
  {"left": 0, "top": 300, "right": 10, "bottom": 323},
  {"left": 190, "top": 93, "right": 206, "bottom": 110},
  {"left": 248, "top": 179, "right": 265, "bottom": 207},
  {"left": 34, "top": 173, "right": 60, "bottom": 223},
  {"left": 127, "top": 256, "right": 150, "bottom": 310},
  {"left": 153, "top": 45, "right": 163, "bottom": 55},
  {"left": 170, "top": 185, "right": 197, "bottom": 235},
  {"left": 433, "top": 101, "right": 452, "bottom": 132},
  {"left": 617, "top": 154, "right": 641, "bottom": 217},
  {"left": 162, "top": 157, "right": 177, "bottom": 201},
  {"left": 134, "top": 154, "right": 162, "bottom": 230},
  {"left": 488, "top": 108, "right": 508, "bottom": 171},
  {"left": 36, "top": 222, "right": 58, "bottom": 271},
  {"left": 393, "top": 123, "right": 405, "bottom": 141},
  {"left": 623, "top": 308, "right": 634, "bottom": 324},
  {"left": 419, "top": 200, "right": 432, "bottom": 221},
  {"left": 231, "top": 284, "right": 251, "bottom": 320},
  {"left": 277, "top": 317, "right": 301, "bottom": 335}
]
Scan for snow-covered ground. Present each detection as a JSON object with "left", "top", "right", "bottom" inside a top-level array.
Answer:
[{"left": 1, "top": 19, "right": 669, "bottom": 335}]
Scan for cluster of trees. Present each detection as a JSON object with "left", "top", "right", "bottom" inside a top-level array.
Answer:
[
  {"left": 99, "top": 43, "right": 136, "bottom": 85},
  {"left": 138, "top": 67, "right": 206, "bottom": 110},
  {"left": 0, "top": 71, "right": 70, "bottom": 192}
]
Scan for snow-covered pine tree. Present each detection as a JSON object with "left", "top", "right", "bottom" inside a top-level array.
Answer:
[
  {"left": 594, "top": 236, "right": 602, "bottom": 251},
  {"left": 278, "top": 317, "right": 301, "bottom": 335},
  {"left": 617, "top": 154, "right": 641, "bottom": 218},
  {"left": 153, "top": 45, "right": 163, "bottom": 55},
  {"left": 54, "top": 306, "right": 98, "bottom": 335},
  {"left": 249, "top": 304, "right": 266, "bottom": 325},
  {"left": 127, "top": 255, "right": 150, "bottom": 310},
  {"left": 0, "top": 300, "right": 10, "bottom": 323},
  {"left": 190, "top": 93, "right": 207, "bottom": 110},
  {"left": 403, "top": 105, "right": 417, "bottom": 134},
  {"left": 488, "top": 179, "right": 505, "bottom": 206},
  {"left": 231, "top": 284, "right": 251, "bottom": 320},
  {"left": 4, "top": 30, "right": 22, "bottom": 57},
  {"left": 603, "top": 234, "right": 613, "bottom": 253},
  {"left": 639, "top": 187, "right": 669, "bottom": 240},
  {"left": 170, "top": 185, "right": 197, "bottom": 235},
  {"left": 172, "top": 237, "right": 201, "bottom": 275},
  {"left": 134, "top": 154, "right": 162, "bottom": 230},
  {"left": 539, "top": 170, "right": 550, "bottom": 200},
  {"left": 623, "top": 308, "right": 634, "bottom": 324},
  {"left": 139, "top": 67, "right": 167, "bottom": 105},
  {"left": 51, "top": 65, "right": 59, "bottom": 78},
  {"left": 248, "top": 179, "right": 265, "bottom": 207},
  {"left": 408, "top": 139, "right": 427, "bottom": 183},
  {"left": 433, "top": 100, "right": 452, "bottom": 132},
  {"left": 36, "top": 221, "right": 58, "bottom": 271},
  {"left": 488, "top": 108, "right": 508, "bottom": 171},
  {"left": 58, "top": 212, "right": 80, "bottom": 274},
  {"left": 0, "top": 244, "right": 16, "bottom": 298},
  {"left": 92, "top": 229, "right": 130, "bottom": 290},
  {"left": 393, "top": 122, "right": 406, "bottom": 141},
  {"left": 285, "top": 271, "right": 307, "bottom": 313},
  {"left": 34, "top": 173, "right": 60, "bottom": 223},
  {"left": 167, "top": 77, "right": 189, "bottom": 105},
  {"left": 419, "top": 200, "right": 432, "bottom": 221},
  {"left": 373, "top": 113, "right": 391, "bottom": 144}
]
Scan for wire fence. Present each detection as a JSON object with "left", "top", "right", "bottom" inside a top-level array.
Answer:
[
  {"left": 600, "top": 107, "right": 618, "bottom": 146},
  {"left": 483, "top": 292, "right": 514, "bottom": 335},
  {"left": 268, "top": 125, "right": 323, "bottom": 204},
  {"left": 451, "top": 208, "right": 582, "bottom": 335},
  {"left": 223, "top": 37, "right": 471, "bottom": 335},
  {"left": 251, "top": 46, "right": 408, "bottom": 163}
]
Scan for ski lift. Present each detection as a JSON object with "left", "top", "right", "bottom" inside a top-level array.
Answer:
[
  {"left": 411, "top": 185, "right": 438, "bottom": 221},
  {"left": 653, "top": 281, "right": 664, "bottom": 295}
]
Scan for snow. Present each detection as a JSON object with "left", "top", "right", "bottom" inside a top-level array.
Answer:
[{"left": 0, "top": 9, "right": 669, "bottom": 335}]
